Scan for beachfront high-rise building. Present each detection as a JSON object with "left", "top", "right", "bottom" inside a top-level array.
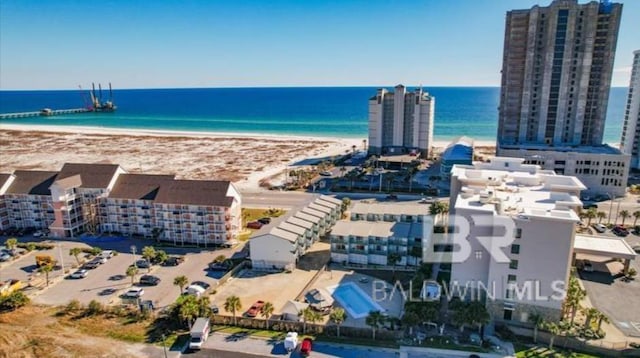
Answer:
[
  {"left": 496, "top": 0, "right": 629, "bottom": 197},
  {"left": 368, "top": 85, "right": 434, "bottom": 158},
  {"left": 620, "top": 50, "right": 640, "bottom": 169}
]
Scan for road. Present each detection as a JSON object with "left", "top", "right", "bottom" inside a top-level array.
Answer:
[{"left": 241, "top": 191, "right": 316, "bottom": 209}]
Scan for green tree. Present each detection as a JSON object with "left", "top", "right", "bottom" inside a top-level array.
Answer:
[
  {"left": 329, "top": 307, "right": 346, "bottom": 337},
  {"left": 597, "top": 312, "right": 610, "bottom": 331},
  {"left": 197, "top": 295, "right": 212, "bottom": 317},
  {"left": 155, "top": 250, "right": 168, "bottom": 264},
  {"left": 86, "top": 300, "right": 103, "bottom": 316},
  {"left": 0, "top": 291, "right": 30, "bottom": 311},
  {"left": 224, "top": 295, "right": 242, "bottom": 326},
  {"left": 173, "top": 275, "right": 188, "bottom": 295},
  {"left": 633, "top": 210, "right": 640, "bottom": 227},
  {"left": 89, "top": 247, "right": 102, "bottom": 256},
  {"left": 126, "top": 265, "right": 139, "bottom": 286},
  {"left": 142, "top": 246, "right": 156, "bottom": 265},
  {"left": 584, "top": 208, "right": 597, "bottom": 226},
  {"left": 564, "top": 275, "right": 586, "bottom": 324},
  {"left": 582, "top": 307, "right": 600, "bottom": 328},
  {"left": 69, "top": 247, "right": 82, "bottom": 266},
  {"left": 597, "top": 211, "right": 606, "bottom": 224},
  {"left": 401, "top": 311, "right": 420, "bottom": 336},
  {"left": 179, "top": 295, "right": 200, "bottom": 328},
  {"left": 301, "top": 307, "right": 321, "bottom": 334},
  {"left": 528, "top": 312, "right": 544, "bottom": 343},
  {"left": 619, "top": 210, "right": 630, "bottom": 226},
  {"left": 261, "top": 301, "right": 274, "bottom": 329},
  {"left": 466, "top": 301, "right": 490, "bottom": 334},
  {"left": 545, "top": 321, "right": 560, "bottom": 350},
  {"left": 214, "top": 254, "right": 226, "bottom": 263},
  {"left": 38, "top": 263, "right": 54, "bottom": 287},
  {"left": 387, "top": 252, "right": 402, "bottom": 275},
  {"left": 341, "top": 197, "right": 351, "bottom": 214},
  {"left": 452, "top": 305, "right": 470, "bottom": 332},
  {"left": 407, "top": 165, "right": 419, "bottom": 193},
  {"left": 4, "top": 238, "right": 17, "bottom": 251},
  {"left": 365, "top": 310, "right": 384, "bottom": 340}
]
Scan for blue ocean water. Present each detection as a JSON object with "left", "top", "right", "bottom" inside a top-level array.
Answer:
[{"left": 0, "top": 87, "right": 628, "bottom": 142}]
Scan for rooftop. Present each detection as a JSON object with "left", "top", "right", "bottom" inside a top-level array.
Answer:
[
  {"left": 499, "top": 143, "right": 624, "bottom": 155},
  {"left": 442, "top": 136, "right": 474, "bottom": 161},
  {"left": 574, "top": 235, "right": 637, "bottom": 260},
  {"left": 451, "top": 157, "right": 584, "bottom": 221},
  {"left": 154, "top": 179, "right": 235, "bottom": 207},
  {"left": 57, "top": 163, "right": 121, "bottom": 189},
  {"left": 108, "top": 174, "right": 175, "bottom": 200},
  {"left": 351, "top": 202, "right": 428, "bottom": 217},
  {"left": 293, "top": 212, "right": 321, "bottom": 225},
  {"left": 331, "top": 220, "right": 426, "bottom": 239},
  {"left": 278, "top": 221, "right": 307, "bottom": 236},
  {"left": 6, "top": 171, "right": 59, "bottom": 195},
  {"left": 286, "top": 216, "right": 314, "bottom": 229}
]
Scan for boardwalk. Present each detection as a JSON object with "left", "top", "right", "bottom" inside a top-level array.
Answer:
[{"left": 0, "top": 108, "right": 90, "bottom": 119}]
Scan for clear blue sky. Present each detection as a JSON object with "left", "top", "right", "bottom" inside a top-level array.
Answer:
[{"left": 1, "top": 0, "right": 638, "bottom": 89}]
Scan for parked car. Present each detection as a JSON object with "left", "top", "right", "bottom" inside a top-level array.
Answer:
[
  {"left": 91, "top": 256, "right": 108, "bottom": 264},
  {"left": 33, "top": 231, "right": 44, "bottom": 238},
  {"left": 208, "top": 261, "right": 232, "bottom": 271},
  {"left": 300, "top": 338, "right": 313, "bottom": 356},
  {"left": 163, "top": 256, "right": 185, "bottom": 266},
  {"left": 632, "top": 245, "right": 640, "bottom": 254},
  {"left": 246, "top": 300, "right": 265, "bottom": 317},
  {"left": 191, "top": 281, "right": 211, "bottom": 290},
  {"left": 0, "top": 252, "right": 12, "bottom": 262},
  {"left": 246, "top": 221, "right": 263, "bottom": 229},
  {"left": 211, "top": 304, "right": 219, "bottom": 314},
  {"left": 109, "top": 274, "right": 126, "bottom": 281},
  {"left": 82, "top": 261, "right": 101, "bottom": 270},
  {"left": 319, "top": 171, "right": 332, "bottom": 177},
  {"left": 257, "top": 217, "right": 271, "bottom": 225},
  {"left": 124, "top": 287, "right": 145, "bottom": 298},
  {"left": 99, "top": 250, "right": 115, "bottom": 259},
  {"left": 70, "top": 269, "right": 88, "bottom": 279},
  {"left": 99, "top": 288, "right": 117, "bottom": 296},
  {"left": 135, "top": 259, "right": 151, "bottom": 269},
  {"left": 592, "top": 223, "right": 607, "bottom": 233},
  {"left": 612, "top": 225, "right": 630, "bottom": 237},
  {"left": 582, "top": 260, "right": 594, "bottom": 272},
  {"left": 139, "top": 275, "right": 161, "bottom": 286}
]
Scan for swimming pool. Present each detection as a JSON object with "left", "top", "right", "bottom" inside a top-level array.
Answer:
[{"left": 327, "top": 282, "right": 385, "bottom": 319}]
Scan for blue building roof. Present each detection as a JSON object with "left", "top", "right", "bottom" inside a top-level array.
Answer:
[{"left": 442, "top": 137, "right": 473, "bottom": 162}]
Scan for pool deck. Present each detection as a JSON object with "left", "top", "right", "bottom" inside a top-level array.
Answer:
[{"left": 313, "top": 267, "right": 405, "bottom": 328}]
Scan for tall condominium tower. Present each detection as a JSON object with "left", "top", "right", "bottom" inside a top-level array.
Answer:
[
  {"left": 497, "top": 0, "right": 622, "bottom": 147},
  {"left": 620, "top": 50, "right": 640, "bottom": 169},
  {"left": 368, "top": 85, "right": 434, "bottom": 158},
  {"left": 496, "top": 0, "right": 629, "bottom": 197}
]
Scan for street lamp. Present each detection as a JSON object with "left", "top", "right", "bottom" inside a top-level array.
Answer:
[
  {"left": 607, "top": 193, "right": 614, "bottom": 225},
  {"left": 130, "top": 245, "right": 137, "bottom": 265},
  {"left": 162, "top": 334, "right": 168, "bottom": 358}
]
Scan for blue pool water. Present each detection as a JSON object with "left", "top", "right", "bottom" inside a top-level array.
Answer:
[{"left": 329, "top": 282, "right": 384, "bottom": 319}]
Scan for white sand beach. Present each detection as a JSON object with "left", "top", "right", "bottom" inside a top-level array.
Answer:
[{"left": 0, "top": 123, "right": 496, "bottom": 191}]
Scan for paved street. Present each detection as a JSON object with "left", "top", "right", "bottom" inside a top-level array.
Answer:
[{"left": 241, "top": 191, "right": 316, "bottom": 210}]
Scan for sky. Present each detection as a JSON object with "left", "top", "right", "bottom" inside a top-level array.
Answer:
[{"left": 0, "top": 0, "right": 638, "bottom": 90}]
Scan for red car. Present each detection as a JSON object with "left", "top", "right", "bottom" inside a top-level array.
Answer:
[
  {"left": 246, "top": 300, "right": 265, "bottom": 317},
  {"left": 247, "top": 221, "right": 263, "bottom": 229},
  {"left": 300, "top": 338, "right": 313, "bottom": 356}
]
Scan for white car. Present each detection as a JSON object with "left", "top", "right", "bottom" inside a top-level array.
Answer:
[
  {"left": 99, "top": 250, "right": 114, "bottom": 259},
  {"left": 0, "top": 252, "right": 12, "bottom": 262},
  {"left": 592, "top": 223, "right": 606, "bottom": 233},
  {"left": 70, "top": 269, "right": 88, "bottom": 279},
  {"left": 33, "top": 231, "right": 44, "bottom": 238},
  {"left": 124, "top": 287, "right": 145, "bottom": 298}
]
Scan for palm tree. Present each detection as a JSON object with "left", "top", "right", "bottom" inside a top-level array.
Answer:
[
  {"left": 597, "top": 312, "right": 610, "bottom": 331},
  {"left": 619, "top": 210, "right": 630, "bottom": 226},
  {"left": 179, "top": 295, "right": 200, "bottom": 328},
  {"left": 362, "top": 139, "right": 367, "bottom": 151},
  {"left": 300, "top": 307, "right": 320, "bottom": 334},
  {"left": 142, "top": 246, "right": 156, "bottom": 265},
  {"left": 584, "top": 208, "right": 597, "bottom": 226},
  {"left": 69, "top": 247, "right": 82, "bottom": 266},
  {"left": 126, "top": 265, "right": 138, "bottom": 286},
  {"left": 401, "top": 311, "right": 420, "bottom": 336},
  {"left": 38, "top": 263, "right": 54, "bottom": 286},
  {"left": 597, "top": 211, "right": 606, "bottom": 224},
  {"left": 197, "top": 295, "right": 212, "bottom": 317},
  {"left": 407, "top": 166, "right": 419, "bottom": 193},
  {"left": 633, "top": 210, "right": 640, "bottom": 227},
  {"left": 564, "top": 276, "right": 586, "bottom": 324},
  {"left": 329, "top": 308, "right": 346, "bottom": 337},
  {"left": 452, "top": 305, "right": 470, "bottom": 332},
  {"left": 224, "top": 295, "right": 242, "bottom": 326},
  {"left": 155, "top": 250, "right": 168, "bottom": 264},
  {"left": 339, "top": 166, "right": 347, "bottom": 178},
  {"left": 351, "top": 145, "right": 357, "bottom": 154},
  {"left": 546, "top": 321, "right": 560, "bottom": 350},
  {"left": 4, "top": 238, "right": 17, "bottom": 252},
  {"left": 387, "top": 252, "right": 402, "bottom": 275},
  {"left": 261, "top": 302, "right": 274, "bottom": 329},
  {"left": 173, "top": 275, "right": 188, "bottom": 295},
  {"left": 365, "top": 310, "right": 384, "bottom": 340},
  {"left": 582, "top": 307, "right": 600, "bottom": 328},
  {"left": 466, "top": 301, "right": 490, "bottom": 334},
  {"left": 529, "top": 312, "right": 544, "bottom": 343}
]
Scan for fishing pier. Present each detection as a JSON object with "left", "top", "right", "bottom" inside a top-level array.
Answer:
[{"left": 0, "top": 108, "right": 91, "bottom": 120}]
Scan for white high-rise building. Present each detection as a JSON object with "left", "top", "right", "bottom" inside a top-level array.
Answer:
[
  {"left": 449, "top": 157, "right": 585, "bottom": 322},
  {"left": 620, "top": 50, "right": 640, "bottom": 169},
  {"left": 368, "top": 85, "right": 434, "bottom": 158}
]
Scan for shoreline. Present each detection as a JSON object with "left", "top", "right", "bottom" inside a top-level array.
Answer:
[{"left": 0, "top": 123, "right": 497, "bottom": 147}]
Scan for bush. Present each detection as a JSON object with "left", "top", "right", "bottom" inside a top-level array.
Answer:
[
  {"left": 86, "top": 300, "right": 103, "bottom": 316},
  {"left": 0, "top": 291, "right": 30, "bottom": 311},
  {"left": 64, "top": 299, "right": 82, "bottom": 313},
  {"left": 17, "top": 242, "right": 53, "bottom": 251}
]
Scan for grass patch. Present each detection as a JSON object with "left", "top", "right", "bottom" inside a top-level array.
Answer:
[
  {"left": 418, "top": 336, "right": 487, "bottom": 353},
  {"left": 212, "top": 325, "right": 294, "bottom": 340},
  {"left": 242, "top": 208, "right": 287, "bottom": 225},
  {"left": 514, "top": 345, "right": 601, "bottom": 358}
]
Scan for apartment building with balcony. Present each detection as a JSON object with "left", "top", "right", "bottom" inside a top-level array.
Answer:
[
  {"left": 0, "top": 174, "right": 15, "bottom": 230},
  {"left": 620, "top": 50, "right": 640, "bottom": 169},
  {"left": 330, "top": 202, "right": 431, "bottom": 267},
  {"left": 4, "top": 171, "right": 58, "bottom": 230},
  {"left": 48, "top": 163, "right": 124, "bottom": 237},
  {"left": 449, "top": 157, "right": 585, "bottom": 323}
]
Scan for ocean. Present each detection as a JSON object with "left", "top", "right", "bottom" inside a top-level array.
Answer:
[{"left": 0, "top": 87, "right": 628, "bottom": 143}]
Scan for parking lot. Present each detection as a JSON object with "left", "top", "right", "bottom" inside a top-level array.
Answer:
[{"left": 1, "top": 234, "right": 243, "bottom": 310}]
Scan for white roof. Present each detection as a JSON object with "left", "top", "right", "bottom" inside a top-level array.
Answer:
[
  {"left": 295, "top": 212, "right": 321, "bottom": 224},
  {"left": 351, "top": 202, "right": 428, "bottom": 217},
  {"left": 278, "top": 222, "right": 307, "bottom": 236},
  {"left": 308, "top": 202, "right": 333, "bottom": 214},
  {"left": 330, "top": 220, "right": 422, "bottom": 238},
  {"left": 254, "top": 227, "right": 299, "bottom": 243},
  {"left": 314, "top": 198, "right": 340, "bottom": 211},
  {"left": 286, "top": 216, "right": 314, "bottom": 229},
  {"left": 574, "top": 235, "right": 637, "bottom": 260},
  {"left": 281, "top": 300, "right": 308, "bottom": 315},
  {"left": 319, "top": 195, "right": 343, "bottom": 206},
  {"left": 302, "top": 207, "right": 326, "bottom": 219}
]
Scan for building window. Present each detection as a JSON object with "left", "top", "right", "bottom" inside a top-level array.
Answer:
[
  {"left": 509, "top": 260, "right": 519, "bottom": 270},
  {"left": 503, "top": 309, "right": 513, "bottom": 321},
  {"left": 515, "top": 228, "right": 522, "bottom": 239},
  {"left": 511, "top": 244, "right": 520, "bottom": 255},
  {"left": 507, "top": 274, "right": 517, "bottom": 283}
]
